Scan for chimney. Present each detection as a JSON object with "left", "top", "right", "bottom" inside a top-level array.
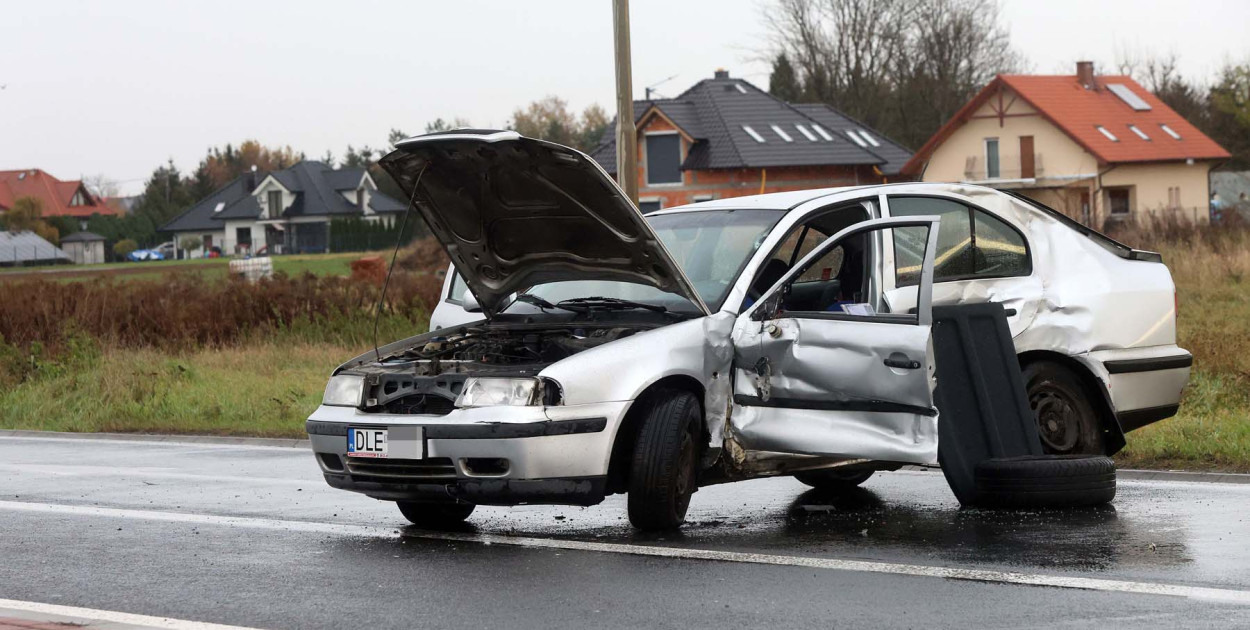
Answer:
[
  {"left": 714, "top": 68, "right": 729, "bottom": 79},
  {"left": 244, "top": 164, "right": 258, "bottom": 190},
  {"left": 1077, "top": 61, "right": 1095, "bottom": 89}
]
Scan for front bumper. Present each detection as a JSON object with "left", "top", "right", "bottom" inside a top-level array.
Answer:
[{"left": 305, "top": 401, "right": 629, "bottom": 506}]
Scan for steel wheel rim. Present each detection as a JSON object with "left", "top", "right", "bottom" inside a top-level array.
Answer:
[{"left": 1032, "top": 386, "right": 1080, "bottom": 452}]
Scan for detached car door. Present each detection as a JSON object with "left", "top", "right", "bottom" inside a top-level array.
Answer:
[{"left": 730, "top": 216, "right": 943, "bottom": 465}]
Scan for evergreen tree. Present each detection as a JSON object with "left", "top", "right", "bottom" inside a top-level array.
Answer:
[{"left": 769, "top": 53, "right": 803, "bottom": 103}]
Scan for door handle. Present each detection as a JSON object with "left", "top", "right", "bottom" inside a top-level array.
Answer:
[{"left": 884, "top": 357, "right": 922, "bottom": 370}]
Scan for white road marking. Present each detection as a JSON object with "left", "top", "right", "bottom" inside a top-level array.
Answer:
[
  {"left": 0, "top": 435, "right": 303, "bottom": 452},
  {"left": 0, "top": 463, "right": 307, "bottom": 486},
  {"left": 3, "top": 500, "right": 1249, "bottom": 605},
  {"left": 0, "top": 597, "right": 262, "bottom": 630}
]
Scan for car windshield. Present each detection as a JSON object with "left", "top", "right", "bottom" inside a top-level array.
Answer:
[{"left": 506, "top": 209, "right": 784, "bottom": 314}]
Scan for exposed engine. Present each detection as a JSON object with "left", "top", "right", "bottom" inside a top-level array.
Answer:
[{"left": 356, "top": 324, "right": 645, "bottom": 415}]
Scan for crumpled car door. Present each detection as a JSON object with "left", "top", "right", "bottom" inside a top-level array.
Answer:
[{"left": 729, "top": 216, "right": 943, "bottom": 465}]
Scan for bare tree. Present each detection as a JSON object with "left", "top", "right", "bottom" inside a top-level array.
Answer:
[
  {"left": 764, "top": 0, "right": 1020, "bottom": 149},
  {"left": 82, "top": 174, "right": 120, "bottom": 199}
]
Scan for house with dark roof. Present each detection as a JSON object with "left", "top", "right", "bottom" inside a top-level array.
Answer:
[
  {"left": 0, "top": 169, "right": 121, "bottom": 227},
  {"left": 590, "top": 69, "right": 912, "bottom": 211},
  {"left": 160, "top": 161, "right": 407, "bottom": 257},
  {"left": 902, "top": 62, "right": 1231, "bottom": 225}
]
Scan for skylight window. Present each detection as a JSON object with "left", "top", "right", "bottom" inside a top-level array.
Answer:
[
  {"left": 1128, "top": 125, "right": 1150, "bottom": 141},
  {"left": 1107, "top": 83, "right": 1152, "bottom": 111},
  {"left": 794, "top": 124, "right": 818, "bottom": 141},
  {"left": 742, "top": 125, "right": 766, "bottom": 143},
  {"left": 770, "top": 124, "right": 793, "bottom": 142},
  {"left": 846, "top": 130, "right": 868, "bottom": 147},
  {"left": 1096, "top": 126, "right": 1119, "bottom": 142},
  {"left": 213, "top": 201, "right": 226, "bottom": 213},
  {"left": 811, "top": 124, "right": 834, "bottom": 141},
  {"left": 734, "top": 83, "right": 748, "bottom": 94},
  {"left": 858, "top": 130, "right": 881, "bottom": 147},
  {"left": 1160, "top": 124, "right": 1182, "bottom": 140}
]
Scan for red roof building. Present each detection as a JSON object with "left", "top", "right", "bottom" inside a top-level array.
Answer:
[
  {"left": 0, "top": 169, "right": 120, "bottom": 219},
  {"left": 903, "top": 62, "right": 1230, "bottom": 225}
]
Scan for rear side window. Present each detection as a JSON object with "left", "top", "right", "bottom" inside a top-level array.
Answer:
[{"left": 890, "top": 196, "right": 1030, "bottom": 286}]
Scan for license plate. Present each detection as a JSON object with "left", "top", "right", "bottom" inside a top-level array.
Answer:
[{"left": 346, "top": 426, "right": 423, "bottom": 459}]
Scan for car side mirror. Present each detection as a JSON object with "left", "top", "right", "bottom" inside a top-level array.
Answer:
[{"left": 462, "top": 289, "right": 482, "bottom": 313}]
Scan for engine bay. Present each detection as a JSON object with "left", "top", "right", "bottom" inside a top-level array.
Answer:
[{"left": 352, "top": 323, "right": 650, "bottom": 414}]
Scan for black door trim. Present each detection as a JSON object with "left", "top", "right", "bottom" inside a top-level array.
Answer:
[
  {"left": 733, "top": 394, "right": 937, "bottom": 417},
  {"left": 1104, "top": 354, "right": 1192, "bottom": 374}
]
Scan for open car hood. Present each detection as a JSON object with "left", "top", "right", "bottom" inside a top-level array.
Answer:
[{"left": 379, "top": 130, "right": 709, "bottom": 318}]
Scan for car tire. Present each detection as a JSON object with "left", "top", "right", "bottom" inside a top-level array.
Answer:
[
  {"left": 627, "top": 390, "right": 702, "bottom": 531},
  {"left": 396, "top": 501, "right": 475, "bottom": 527},
  {"left": 794, "top": 469, "right": 874, "bottom": 490},
  {"left": 975, "top": 455, "right": 1116, "bottom": 508},
  {"left": 1023, "top": 361, "right": 1105, "bottom": 455}
]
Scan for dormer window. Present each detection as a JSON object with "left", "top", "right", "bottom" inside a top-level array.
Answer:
[
  {"left": 645, "top": 133, "right": 682, "bottom": 185},
  {"left": 267, "top": 190, "right": 283, "bottom": 219},
  {"left": 69, "top": 190, "right": 86, "bottom": 206}
]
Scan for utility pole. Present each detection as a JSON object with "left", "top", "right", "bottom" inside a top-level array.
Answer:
[{"left": 612, "top": 0, "right": 638, "bottom": 204}]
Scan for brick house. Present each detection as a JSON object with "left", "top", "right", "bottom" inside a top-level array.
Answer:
[
  {"left": 591, "top": 70, "right": 912, "bottom": 211},
  {"left": 901, "top": 62, "right": 1230, "bottom": 224}
]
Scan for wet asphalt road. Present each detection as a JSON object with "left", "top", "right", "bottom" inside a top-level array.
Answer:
[{"left": 1, "top": 434, "right": 1249, "bottom": 629}]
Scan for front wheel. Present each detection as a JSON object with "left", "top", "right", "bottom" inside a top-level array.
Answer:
[
  {"left": 1023, "top": 361, "right": 1104, "bottom": 455},
  {"left": 396, "top": 501, "right": 475, "bottom": 527},
  {"left": 627, "top": 390, "right": 702, "bottom": 531}
]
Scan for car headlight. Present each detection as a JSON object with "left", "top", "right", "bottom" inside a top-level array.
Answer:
[
  {"left": 323, "top": 375, "right": 364, "bottom": 407},
  {"left": 455, "top": 377, "right": 545, "bottom": 408}
]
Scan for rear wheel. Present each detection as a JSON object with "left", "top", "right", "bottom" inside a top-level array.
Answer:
[
  {"left": 794, "top": 469, "right": 874, "bottom": 491},
  {"left": 1023, "top": 361, "right": 1104, "bottom": 455},
  {"left": 627, "top": 390, "right": 702, "bottom": 531},
  {"left": 396, "top": 501, "right": 475, "bottom": 527}
]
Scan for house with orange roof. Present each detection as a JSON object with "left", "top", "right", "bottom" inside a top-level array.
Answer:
[
  {"left": 902, "top": 62, "right": 1230, "bottom": 225},
  {"left": 0, "top": 169, "right": 120, "bottom": 226}
]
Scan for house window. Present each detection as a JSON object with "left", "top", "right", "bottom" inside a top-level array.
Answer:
[
  {"left": 203, "top": 234, "right": 213, "bottom": 252},
  {"left": 741, "top": 125, "right": 766, "bottom": 143},
  {"left": 70, "top": 190, "right": 86, "bottom": 206},
  {"left": 267, "top": 191, "right": 283, "bottom": 219},
  {"left": 356, "top": 189, "right": 364, "bottom": 210},
  {"left": 236, "top": 227, "right": 252, "bottom": 248},
  {"left": 985, "top": 138, "right": 1000, "bottom": 179},
  {"left": 1096, "top": 126, "right": 1119, "bottom": 142},
  {"left": 1128, "top": 125, "right": 1150, "bottom": 141},
  {"left": 1108, "top": 188, "right": 1131, "bottom": 216},
  {"left": 794, "top": 124, "right": 818, "bottom": 141},
  {"left": 638, "top": 199, "right": 662, "bottom": 213},
  {"left": 1167, "top": 187, "right": 1181, "bottom": 209},
  {"left": 645, "top": 134, "right": 682, "bottom": 185},
  {"left": 1160, "top": 124, "right": 1182, "bottom": 140},
  {"left": 771, "top": 124, "right": 793, "bottom": 142}
]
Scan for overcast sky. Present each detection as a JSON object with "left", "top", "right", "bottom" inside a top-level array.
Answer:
[{"left": 3, "top": 0, "right": 1247, "bottom": 195}]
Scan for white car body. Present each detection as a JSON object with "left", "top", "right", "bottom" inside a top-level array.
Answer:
[{"left": 309, "top": 132, "right": 1189, "bottom": 514}]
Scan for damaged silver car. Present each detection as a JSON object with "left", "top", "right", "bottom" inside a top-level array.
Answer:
[{"left": 306, "top": 130, "right": 1190, "bottom": 530}]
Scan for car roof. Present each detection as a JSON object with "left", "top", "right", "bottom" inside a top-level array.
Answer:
[{"left": 648, "top": 182, "right": 994, "bottom": 216}]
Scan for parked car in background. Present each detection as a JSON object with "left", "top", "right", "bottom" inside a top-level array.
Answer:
[
  {"left": 307, "top": 131, "right": 1190, "bottom": 530},
  {"left": 126, "top": 248, "right": 165, "bottom": 262}
]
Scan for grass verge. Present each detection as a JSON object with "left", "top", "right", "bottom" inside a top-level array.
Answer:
[{"left": 0, "top": 343, "right": 347, "bottom": 437}]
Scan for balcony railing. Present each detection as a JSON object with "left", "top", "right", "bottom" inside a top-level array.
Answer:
[{"left": 963, "top": 154, "right": 1044, "bottom": 182}]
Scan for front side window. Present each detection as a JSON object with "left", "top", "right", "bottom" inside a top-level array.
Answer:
[
  {"left": 447, "top": 272, "right": 468, "bottom": 303},
  {"left": 890, "top": 196, "right": 1030, "bottom": 286},
  {"left": 645, "top": 134, "right": 682, "bottom": 185}
]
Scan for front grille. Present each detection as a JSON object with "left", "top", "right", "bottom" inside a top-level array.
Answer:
[
  {"left": 381, "top": 394, "right": 456, "bottom": 416},
  {"left": 345, "top": 457, "right": 457, "bottom": 482}
]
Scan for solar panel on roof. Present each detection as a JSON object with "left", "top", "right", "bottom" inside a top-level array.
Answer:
[{"left": 1107, "top": 84, "right": 1152, "bottom": 111}]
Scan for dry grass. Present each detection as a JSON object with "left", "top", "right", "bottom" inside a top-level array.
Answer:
[{"left": 1104, "top": 219, "right": 1250, "bottom": 471}]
